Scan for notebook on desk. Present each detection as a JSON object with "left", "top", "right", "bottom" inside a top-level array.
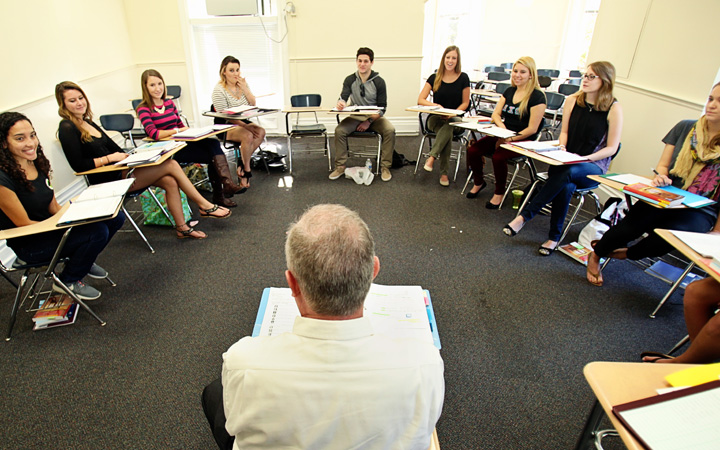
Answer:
[
  {"left": 56, "top": 179, "right": 133, "bottom": 226},
  {"left": 252, "top": 284, "right": 441, "bottom": 349}
]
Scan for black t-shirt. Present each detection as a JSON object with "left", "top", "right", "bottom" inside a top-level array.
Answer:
[
  {"left": 501, "top": 87, "right": 546, "bottom": 137},
  {"left": 426, "top": 72, "right": 470, "bottom": 110},
  {"left": 0, "top": 169, "right": 55, "bottom": 250},
  {"left": 58, "top": 119, "right": 123, "bottom": 185}
]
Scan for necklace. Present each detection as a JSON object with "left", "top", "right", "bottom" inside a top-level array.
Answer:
[{"left": 153, "top": 103, "right": 166, "bottom": 114}]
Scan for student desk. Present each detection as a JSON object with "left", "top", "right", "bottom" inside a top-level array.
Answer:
[
  {"left": 405, "top": 107, "right": 463, "bottom": 117},
  {"left": 204, "top": 108, "right": 279, "bottom": 122},
  {"left": 655, "top": 228, "right": 720, "bottom": 283},
  {"left": 575, "top": 361, "right": 698, "bottom": 450},
  {"left": 75, "top": 145, "right": 186, "bottom": 176},
  {"left": 500, "top": 143, "right": 566, "bottom": 166}
]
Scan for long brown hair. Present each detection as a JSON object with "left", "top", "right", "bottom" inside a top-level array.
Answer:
[
  {"left": 433, "top": 46, "right": 462, "bottom": 92},
  {"left": 705, "top": 82, "right": 720, "bottom": 148},
  {"left": 576, "top": 61, "right": 616, "bottom": 112},
  {"left": 55, "top": 81, "right": 94, "bottom": 143},
  {"left": 0, "top": 112, "right": 52, "bottom": 192},
  {"left": 511, "top": 56, "right": 543, "bottom": 117},
  {"left": 138, "top": 69, "right": 167, "bottom": 111}
]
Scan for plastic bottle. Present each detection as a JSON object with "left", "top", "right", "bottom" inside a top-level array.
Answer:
[{"left": 365, "top": 158, "right": 372, "bottom": 173}]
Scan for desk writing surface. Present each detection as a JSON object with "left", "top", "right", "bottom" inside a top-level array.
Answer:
[
  {"left": 405, "top": 107, "right": 460, "bottom": 117},
  {"left": 0, "top": 203, "right": 70, "bottom": 241},
  {"left": 655, "top": 229, "right": 720, "bottom": 283},
  {"left": 500, "top": 143, "right": 565, "bottom": 166},
  {"left": 204, "top": 108, "right": 279, "bottom": 121},
  {"left": 282, "top": 106, "right": 330, "bottom": 113},
  {"left": 584, "top": 361, "right": 698, "bottom": 450},
  {"left": 157, "top": 127, "right": 234, "bottom": 142},
  {"left": 470, "top": 88, "right": 501, "bottom": 97},
  {"left": 75, "top": 145, "right": 185, "bottom": 176},
  {"left": 328, "top": 109, "right": 381, "bottom": 116}
]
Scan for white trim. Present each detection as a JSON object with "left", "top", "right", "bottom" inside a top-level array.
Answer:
[{"left": 615, "top": 81, "right": 705, "bottom": 110}]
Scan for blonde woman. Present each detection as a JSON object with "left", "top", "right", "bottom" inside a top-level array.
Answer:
[
  {"left": 587, "top": 82, "right": 720, "bottom": 286},
  {"left": 503, "top": 62, "right": 623, "bottom": 256},
  {"left": 417, "top": 46, "right": 471, "bottom": 186},
  {"left": 211, "top": 56, "right": 266, "bottom": 189},
  {"left": 465, "top": 56, "right": 546, "bottom": 208}
]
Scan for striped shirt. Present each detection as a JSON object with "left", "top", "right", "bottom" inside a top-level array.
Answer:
[
  {"left": 137, "top": 99, "right": 184, "bottom": 141},
  {"left": 212, "top": 83, "right": 249, "bottom": 112}
]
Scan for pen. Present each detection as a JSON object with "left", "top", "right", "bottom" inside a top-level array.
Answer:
[{"left": 651, "top": 168, "right": 660, "bottom": 176}]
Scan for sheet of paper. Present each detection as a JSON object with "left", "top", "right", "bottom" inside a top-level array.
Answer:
[
  {"left": 257, "top": 288, "right": 299, "bottom": 337},
  {"left": 451, "top": 123, "right": 516, "bottom": 138},
  {"left": 173, "top": 126, "right": 214, "bottom": 138},
  {"left": 605, "top": 173, "right": 654, "bottom": 185},
  {"left": 58, "top": 196, "right": 122, "bottom": 225},
  {"left": 223, "top": 105, "right": 256, "bottom": 114},
  {"left": 514, "top": 140, "right": 560, "bottom": 151},
  {"left": 617, "top": 387, "right": 720, "bottom": 450},
  {"left": 115, "top": 149, "right": 164, "bottom": 166},
  {"left": 669, "top": 230, "right": 720, "bottom": 260}
]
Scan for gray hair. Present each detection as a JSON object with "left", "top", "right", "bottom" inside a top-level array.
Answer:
[{"left": 285, "top": 204, "right": 375, "bottom": 316}]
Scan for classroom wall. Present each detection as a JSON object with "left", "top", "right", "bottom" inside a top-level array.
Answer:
[{"left": 588, "top": 0, "right": 719, "bottom": 177}]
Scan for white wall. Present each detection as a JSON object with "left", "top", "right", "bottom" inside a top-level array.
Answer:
[{"left": 588, "top": 0, "right": 720, "bottom": 176}]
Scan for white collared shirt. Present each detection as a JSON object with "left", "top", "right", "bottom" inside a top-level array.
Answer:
[{"left": 222, "top": 316, "right": 444, "bottom": 450}]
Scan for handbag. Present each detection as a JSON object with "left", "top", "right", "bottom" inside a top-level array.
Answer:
[
  {"left": 183, "top": 163, "right": 212, "bottom": 192},
  {"left": 139, "top": 187, "right": 192, "bottom": 227}
]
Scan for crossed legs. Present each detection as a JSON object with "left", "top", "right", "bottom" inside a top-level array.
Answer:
[{"left": 226, "top": 121, "right": 265, "bottom": 185}]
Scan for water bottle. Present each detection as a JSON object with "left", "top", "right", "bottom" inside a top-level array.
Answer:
[{"left": 365, "top": 158, "right": 372, "bottom": 173}]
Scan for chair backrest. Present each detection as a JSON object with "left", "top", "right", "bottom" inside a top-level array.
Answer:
[
  {"left": 568, "top": 70, "right": 582, "bottom": 78},
  {"left": 166, "top": 85, "right": 182, "bottom": 99},
  {"left": 495, "top": 82, "right": 511, "bottom": 95},
  {"left": 474, "top": 80, "right": 484, "bottom": 89},
  {"left": 484, "top": 65, "right": 504, "bottom": 73},
  {"left": 545, "top": 92, "right": 565, "bottom": 110},
  {"left": 558, "top": 83, "right": 580, "bottom": 96},
  {"left": 500, "top": 62, "right": 514, "bottom": 70},
  {"left": 131, "top": 99, "right": 142, "bottom": 111},
  {"left": 488, "top": 72, "right": 510, "bottom": 82},
  {"left": 291, "top": 94, "right": 321, "bottom": 107},
  {"left": 538, "top": 76, "right": 553, "bottom": 89},
  {"left": 537, "top": 69, "right": 560, "bottom": 78},
  {"left": 99, "top": 114, "right": 135, "bottom": 133}
]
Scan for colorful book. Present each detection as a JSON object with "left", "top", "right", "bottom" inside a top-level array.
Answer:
[
  {"left": 32, "top": 295, "right": 73, "bottom": 322},
  {"left": 558, "top": 242, "right": 592, "bottom": 265},
  {"left": 33, "top": 302, "right": 79, "bottom": 331},
  {"left": 623, "top": 183, "right": 684, "bottom": 207}
]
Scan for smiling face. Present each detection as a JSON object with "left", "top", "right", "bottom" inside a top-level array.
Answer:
[
  {"left": 356, "top": 54, "right": 373, "bottom": 77},
  {"left": 581, "top": 66, "right": 603, "bottom": 94},
  {"left": 5, "top": 120, "right": 38, "bottom": 164},
  {"left": 512, "top": 63, "right": 531, "bottom": 87},
  {"left": 444, "top": 50, "right": 458, "bottom": 73},
  {"left": 62, "top": 89, "right": 87, "bottom": 120},
  {"left": 146, "top": 76, "right": 165, "bottom": 103},
  {"left": 223, "top": 62, "right": 241, "bottom": 84},
  {"left": 706, "top": 84, "right": 720, "bottom": 124}
]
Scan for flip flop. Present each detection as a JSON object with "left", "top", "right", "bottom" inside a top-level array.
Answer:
[
  {"left": 640, "top": 351, "right": 675, "bottom": 363},
  {"left": 586, "top": 268, "right": 603, "bottom": 287}
]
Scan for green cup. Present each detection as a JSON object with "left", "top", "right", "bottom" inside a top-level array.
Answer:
[{"left": 511, "top": 189, "right": 524, "bottom": 209}]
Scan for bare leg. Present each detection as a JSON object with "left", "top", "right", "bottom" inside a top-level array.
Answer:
[
  {"left": 226, "top": 122, "right": 264, "bottom": 177},
  {"left": 153, "top": 175, "right": 206, "bottom": 239},
  {"left": 131, "top": 160, "right": 229, "bottom": 217},
  {"left": 586, "top": 251, "right": 603, "bottom": 286}
]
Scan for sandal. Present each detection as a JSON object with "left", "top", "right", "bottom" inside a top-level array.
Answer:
[
  {"left": 175, "top": 224, "right": 207, "bottom": 240},
  {"left": 586, "top": 268, "right": 603, "bottom": 287},
  {"left": 640, "top": 351, "right": 675, "bottom": 363},
  {"left": 239, "top": 170, "right": 252, "bottom": 189},
  {"left": 199, "top": 204, "right": 232, "bottom": 219},
  {"left": 538, "top": 242, "right": 557, "bottom": 256}
]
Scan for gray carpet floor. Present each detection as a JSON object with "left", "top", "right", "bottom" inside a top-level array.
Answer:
[{"left": 0, "top": 136, "right": 688, "bottom": 449}]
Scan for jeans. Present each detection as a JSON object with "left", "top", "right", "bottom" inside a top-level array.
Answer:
[
  {"left": 334, "top": 116, "right": 396, "bottom": 169},
  {"left": 9, "top": 213, "right": 125, "bottom": 284},
  {"left": 466, "top": 136, "right": 520, "bottom": 195},
  {"left": 520, "top": 163, "right": 603, "bottom": 241}
]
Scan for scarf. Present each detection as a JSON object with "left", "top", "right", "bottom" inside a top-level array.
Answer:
[{"left": 670, "top": 116, "right": 720, "bottom": 189}]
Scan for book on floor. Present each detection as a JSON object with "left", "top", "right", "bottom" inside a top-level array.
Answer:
[
  {"left": 32, "top": 294, "right": 73, "bottom": 322},
  {"left": 252, "top": 284, "right": 441, "bottom": 349},
  {"left": 558, "top": 242, "right": 592, "bottom": 265},
  {"left": 33, "top": 302, "right": 79, "bottom": 331}
]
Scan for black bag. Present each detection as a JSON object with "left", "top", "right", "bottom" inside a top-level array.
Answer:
[{"left": 392, "top": 150, "right": 414, "bottom": 169}]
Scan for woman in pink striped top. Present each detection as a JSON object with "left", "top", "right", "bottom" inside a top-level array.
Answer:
[{"left": 136, "top": 69, "right": 243, "bottom": 208}]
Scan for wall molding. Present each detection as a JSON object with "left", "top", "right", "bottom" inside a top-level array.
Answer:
[{"left": 616, "top": 80, "right": 704, "bottom": 110}]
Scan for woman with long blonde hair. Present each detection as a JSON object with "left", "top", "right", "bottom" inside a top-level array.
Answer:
[
  {"left": 465, "top": 56, "right": 547, "bottom": 208},
  {"left": 211, "top": 56, "right": 266, "bottom": 188},
  {"left": 586, "top": 81, "right": 720, "bottom": 286},
  {"left": 417, "top": 45, "right": 471, "bottom": 186}
]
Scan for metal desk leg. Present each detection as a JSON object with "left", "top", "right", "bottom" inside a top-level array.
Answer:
[{"left": 574, "top": 400, "right": 607, "bottom": 450}]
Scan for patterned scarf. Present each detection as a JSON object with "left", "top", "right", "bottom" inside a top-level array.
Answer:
[{"left": 670, "top": 116, "right": 720, "bottom": 189}]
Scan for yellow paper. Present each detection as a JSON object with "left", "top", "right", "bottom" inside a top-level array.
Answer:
[{"left": 665, "top": 362, "right": 720, "bottom": 387}]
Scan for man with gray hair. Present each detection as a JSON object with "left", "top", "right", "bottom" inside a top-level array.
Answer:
[{"left": 202, "top": 204, "right": 444, "bottom": 450}]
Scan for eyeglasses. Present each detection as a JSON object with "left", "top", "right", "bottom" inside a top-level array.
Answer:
[
  {"left": 582, "top": 74, "right": 598, "bottom": 80},
  {"left": 359, "top": 85, "right": 365, "bottom": 97}
]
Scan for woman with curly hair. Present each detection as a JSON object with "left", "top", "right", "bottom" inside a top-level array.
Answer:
[
  {"left": 0, "top": 112, "right": 124, "bottom": 300},
  {"left": 586, "top": 82, "right": 720, "bottom": 286}
]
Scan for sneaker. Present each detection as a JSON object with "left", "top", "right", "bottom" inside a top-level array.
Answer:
[
  {"left": 381, "top": 168, "right": 392, "bottom": 182},
  {"left": 87, "top": 263, "right": 108, "bottom": 279},
  {"left": 329, "top": 167, "right": 345, "bottom": 180},
  {"left": 54, "top": 280, "right": 101, "bottom": 301}
]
